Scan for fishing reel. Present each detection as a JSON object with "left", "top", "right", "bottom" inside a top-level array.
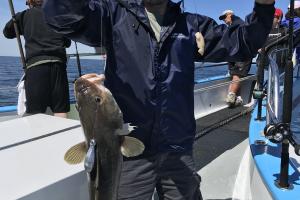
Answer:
[
  {"left": 253, "top": 89, "right": 267, "bottom": 100},
  {"left": 264, "top": 123, "right": 290, "bottom": 144}
]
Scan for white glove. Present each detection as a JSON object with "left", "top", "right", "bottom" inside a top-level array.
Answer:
[
  {"left": 255, "top": 0, "right": 275, "bottom": 5},
  {"left": 195, "top": 32, "right": 205, "bottom": 56}
]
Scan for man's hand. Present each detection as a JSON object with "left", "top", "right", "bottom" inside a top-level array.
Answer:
[
  {"left": 255, "top": 0, "right": 275, "bottom": 5},
  {"left": 195, "top": 32, "right": 205, "bottom": 56}
]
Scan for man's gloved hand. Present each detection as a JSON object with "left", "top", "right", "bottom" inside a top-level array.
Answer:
[
  {"left": 255, "top": 0, "right": 275, "bottom": 5},
  {"left": 195, "top": 32, "right": 205, "bottom": 56}
]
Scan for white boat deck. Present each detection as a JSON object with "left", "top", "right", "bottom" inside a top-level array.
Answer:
[{"left": 0, "top": 114, "right": 88, "bottom": 200}]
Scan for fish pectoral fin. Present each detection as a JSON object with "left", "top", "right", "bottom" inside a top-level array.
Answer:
[
  {"left": 121, "top": 136, "right": 145, "bottom": 157},
  {"left": 115, "top": 123, "right": 138, "bottom": 136},
  {"left": 64, "top": 142, "right": 87, "bottom": 165}
]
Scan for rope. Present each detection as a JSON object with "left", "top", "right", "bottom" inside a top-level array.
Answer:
[{"left": 195, "top": 104, "right": 255, "bottom": 140}]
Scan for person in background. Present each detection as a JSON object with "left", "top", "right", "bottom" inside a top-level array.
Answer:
[
  {"left": 43, "top": 0, "right": 275, "bottom": 199},
  {"left": 282, "top": 1, "right": 300, "bottom": 66},
  {"left": 3, "top": 0, "right": 71, "bottom": 118},
  {"left": 257, "top": 8, "right": 286, "bottom": 72},
  {"left": 219, "top": 9, "right": 252, "bottom": 107}
]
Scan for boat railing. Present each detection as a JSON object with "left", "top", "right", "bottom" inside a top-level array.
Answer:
[
  {"left": 265, "top": 48, "right": 287, "bottom": 124},
  {"left": 265, "top": 47, "right": 300, "bottom": 124},
  {"left": 0, "top": 58, "right": 256, "bottom": 112},
  {"left": 67, "top": 52, "right": 104, "bottom": 58},
  {"left": 194, "top": 61, "right": 256, "bottom": 86}
]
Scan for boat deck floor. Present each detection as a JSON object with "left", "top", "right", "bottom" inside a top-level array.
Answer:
[{"left": 194, "top": 106, "right": 251, "bottom": 200}]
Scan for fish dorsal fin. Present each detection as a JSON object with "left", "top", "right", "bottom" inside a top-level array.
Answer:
[
  {"left": 121, "top": 136, "right": 145, "bottom": 157},
  {"left": 64, "top": 142, "right": 87, "bottom": 165}
]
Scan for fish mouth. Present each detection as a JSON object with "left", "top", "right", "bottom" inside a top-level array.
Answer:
[
  {"left": 74, "top": 78, "right": 93, "bottom": 96},
  {"left": 78, "top": 85, "right": 90, "bottom": 96}
]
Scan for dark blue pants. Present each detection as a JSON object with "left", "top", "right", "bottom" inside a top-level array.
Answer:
[{"left": 118, "top": 151, "right": 202, "bottom": 200}]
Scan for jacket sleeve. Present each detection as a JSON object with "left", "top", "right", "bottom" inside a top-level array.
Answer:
[
  {"left": 282, "top": 19, "right": 300, "bottom": 48},
  {"left": 198, "top": 2, "right": 274, "bottom": 62},
  {"left": 42, "top": 0, "right": 110, "bottom": 47},
  {"left": 64, "top": 37, "right": 72, "bottom": 48},
  {"left": 3, "top": 12, "right": 25, "bottom": 39}
]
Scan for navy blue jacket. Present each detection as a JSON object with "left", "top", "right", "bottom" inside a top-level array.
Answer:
[
  {"left": 230, "top": 15, "right": 245, "bottom": 26},
  {"left": 43, "top": 0, "right": 274, "bottom": 155}
]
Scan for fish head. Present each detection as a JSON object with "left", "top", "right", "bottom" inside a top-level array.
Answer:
[{"left": 74, "top": 77, "right": 123, "bottom": 141}]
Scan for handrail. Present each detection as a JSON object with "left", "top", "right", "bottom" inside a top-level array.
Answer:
[
  {"left": 195, "top": 75, "right": 256, "bottom": 92},
  {"left": 195, "top": 61, "right": 255, "bottom": 69},
  {"left": 265, "top": 47, "right": 299, "bottom": 124},
  {"left": 195, "top": 62, "right": 227, "bottom": 69},
  {"left": 266, "top": 49, "right": 283, "bottom": 124},
  {"left": 67, "top": 52, "right": 103, "bottom": 58},
  {"left": 0, "top": 58, "right": 255, "bottom": 108}
]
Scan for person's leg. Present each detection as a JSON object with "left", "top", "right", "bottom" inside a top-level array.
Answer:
[
  {"left": 118, "top": 156, "right": 157, "bottom": 200},
  {"left": 226, "top": 61, "right": 252, "bottom": 106},
  {"left": 25, "top": 64, "right": 50, "bottom": 114},
  {"left": 156, "top": 152, "right": 202, "bottom": 200},
  {"left": 226, "top": 62, "right": 239, "bottom": 106},
  {"left": 54, "top": 112, "right": 68, "bottom": 118},
  {"left": 50, "top": 62, "right": 70, "bottom": 118},
  {"left": 228, "top": 75, "right": 241, "bottom": 94}
]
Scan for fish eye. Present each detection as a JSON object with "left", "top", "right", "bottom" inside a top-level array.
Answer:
[{"left": 95, "top": 96, "right": 101, "bottom": 103}]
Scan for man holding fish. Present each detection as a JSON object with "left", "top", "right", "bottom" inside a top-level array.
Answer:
[{"left": 43, "top": 0, "right": 275, "bottom": 199}]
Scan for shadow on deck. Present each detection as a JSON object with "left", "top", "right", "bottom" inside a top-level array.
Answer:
[{"left": 193, "top": 106, "right": 251, "bottom": 171}]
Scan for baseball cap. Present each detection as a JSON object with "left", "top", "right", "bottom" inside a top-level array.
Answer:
[
  {"left": 219, "top": 10, "right": 234, "bottom": 20},
  {"left": 274, "top": 8, "right": 283, "bottom": 18},
  {"left": 288, "top": 1, "right": 300, "bottom": 9}
]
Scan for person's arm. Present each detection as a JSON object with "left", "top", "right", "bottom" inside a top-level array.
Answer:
[
  {"left": 3, "top": 12, "right": 25, "bottom": 39},
  {"left": 43, "top": 0, "right": 110, "bottom": 47},
  {"left": 197, "top": 2, "right": 274, "bottom": 62}
]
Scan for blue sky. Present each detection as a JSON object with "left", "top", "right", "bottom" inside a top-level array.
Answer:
[{"left": 0, "top": 0, "right": 289, "bottom": 57}]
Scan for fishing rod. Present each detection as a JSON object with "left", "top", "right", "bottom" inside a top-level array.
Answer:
[
  {"left": 254, "top": 49, "right": 266, "bottom": 120},
  {"left": 74, "top": 42, "right": 82, "bottom": 77},
  {"left": 263, "top": 0, "right": 300, "bottom": 189},
  {"left": 7, "top": 0, "right": 26, "bottom": 71},
  {"left": 278, "top": 0, "right": 295, "bottom": 189}
]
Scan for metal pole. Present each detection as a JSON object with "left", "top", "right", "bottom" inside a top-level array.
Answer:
[
  {"left": 75, "top": 42, "right": 82, "bottom": 77},
  {"left": 256, "top": 51, "right": 265, "bottom": 120},
  {"left": 7, "top": 0, "right": 26, "bottom": 71},
  {"left": 279, "top": 0, "right": 295, "bottom": 188}
]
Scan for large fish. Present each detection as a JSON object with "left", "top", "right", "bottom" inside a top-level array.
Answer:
[{"left": 64, "top": 74, "right": 144, "bottom": 200}]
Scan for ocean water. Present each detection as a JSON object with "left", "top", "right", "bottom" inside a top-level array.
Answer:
[{"left": 0, "top": 56, "right": 105, "bottom": 106}]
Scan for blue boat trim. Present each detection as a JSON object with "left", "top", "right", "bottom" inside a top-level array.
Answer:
[
  {"left": 0, "top": 101, "right": 77, "bottom": 114},
  {"left": 0, "top": 105, "right": 17, "bottom": 113},
  {"left": 195, "top": 75, "right": 229, "bottom": 84},
  {"left": 249, "top": 102, "right": 300, "bottom": 199}
]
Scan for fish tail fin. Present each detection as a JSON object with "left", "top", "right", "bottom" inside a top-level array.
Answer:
[
  {"left": 64, "top": 142, "right": 87, "bottom": 164},
  {"left": 121, "top": 136, "right": 145, "bottom": 157}
]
